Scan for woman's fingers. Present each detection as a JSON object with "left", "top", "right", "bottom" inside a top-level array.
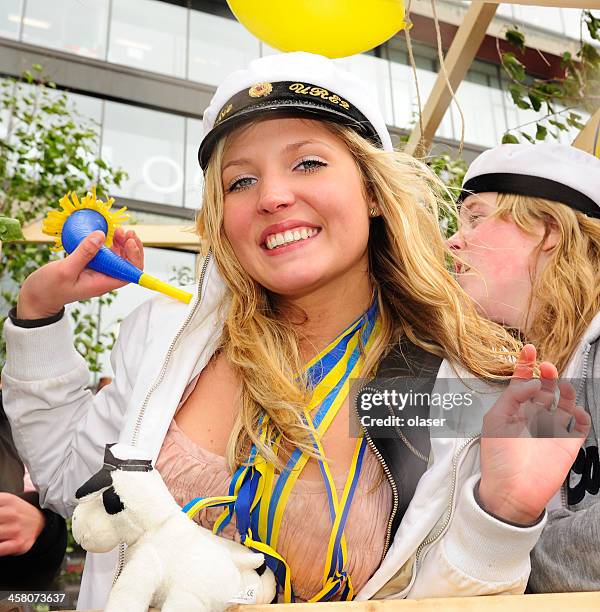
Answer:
[
  {"left": 555, "top": 380, "right": 576, "bottom": 412},
  {"left": 125, "top": 230, "right": 144, "bottom": 268},
  {"left": 132, "top": 232, "right": 145, "bottom": 268},
  {"left": 500, "top": 344, "right": 541, "bottom": 418},
  {"left": 497, "top": 378, "right": 542, "bottom": 419},
  {"left": 108, "top": 229, "right": 144, "bottom": 269},
  {"left": 539, "top": 361, "right": 558, "bottom": 384},
  {"left": 553, "top": 383, "right": 590, "bottom": 437},
  {"left": 569, "top": 406, "right": 591, "bottom": 436},
  {"left": 489, "top": 344, "right": 589, "bottom": 440},
  {"left": 65, "top": 231, "right": 105, "bottom": 277},
  {"left": 512, "top": 344, "right": 536, "bottom": 380},
  {"left": 124, "top": 238, "right": 143, "bottom": 269}
]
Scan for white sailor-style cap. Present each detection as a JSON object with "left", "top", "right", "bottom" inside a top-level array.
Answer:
[
  {"left": 460, "top": 143, "right": 600, "bottom": 219},
  {"left": 198, "top": 52, "right": 393, "bottom": 171}
]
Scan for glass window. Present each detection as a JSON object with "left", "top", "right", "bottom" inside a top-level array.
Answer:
[
  {"left": 108, "top": 0, "right": 187, "bottom": 78},
  {"left": 385, "top": 38, "right": 436, "bottom": 72},
  {"left": 190, "top": 0, "right": 235, "bottom": 20},
  {"left": 496, "top": 4, "right": 514, "bottom": 19},
  {"left": 333, "top": 54, "right": 394, "bottom": 126},
  {"left": 102, "top": 101, "right": 185, "bottom": 206},
  {"left": 1, "top": 0, "right": 23, "bottom": 40},
  {"left": 184, "top": 118, "right": 204, "bottom": 209},
  {"left": 561, "top": 8, "right": 596, "bottom": 44},
  {"left": 561, "top": 9, "right": 584, "bottom": 41},
  {"left": 188, "top": 10, "right": 260, "bottom": 86},
  {"left": 22, "top": 0, "right": 109, "bottom": 59},
  {"left": 452, "top": 80, "right": 506, "bottom": 148},
  {"left": 390, "top": 63, "right": 453, "bottom": 140},
  {"left": 512, "top": 6, "right": 564, "bottom": 35},
  {"left": 67, "top": 92, "right": 103, "bottom": 129},
  {"left": 260, "top": 42, "right": 282, "bottom": 57},
  {"left": 3, "top": 83, "right": 103, "bottom": 184}
]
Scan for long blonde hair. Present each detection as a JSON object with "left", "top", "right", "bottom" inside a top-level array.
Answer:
[
  {"left": 197, "top": 120, "right": 519, "bottom": 470},
  {"left": 495, "top": 193, "right": 600, "bottom": 374}
]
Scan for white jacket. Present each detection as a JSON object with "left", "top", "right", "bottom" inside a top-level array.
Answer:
[{"left": 2, "top": 256, "right": 545, "bottom": 609}]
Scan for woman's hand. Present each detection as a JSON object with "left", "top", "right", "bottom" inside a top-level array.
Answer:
[
  {"left": 16, "top": 227, "right": 144, "bottom": 319},
  {"left": 478, "top": 344, "right": 590, "bottom": 525}
]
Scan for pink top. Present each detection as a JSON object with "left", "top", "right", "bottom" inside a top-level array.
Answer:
[{"left": 155, "top": 381, "right": 392, "bottom": 602}]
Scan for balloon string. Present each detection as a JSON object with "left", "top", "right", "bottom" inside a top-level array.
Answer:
[
  {"left": 403, "top": 0, "right": 424, "bottom": 154},
  {"left": 431, "top": 0, "right": 465, "bottom": 155}
]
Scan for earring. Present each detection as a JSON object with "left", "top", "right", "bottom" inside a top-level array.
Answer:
[{"left": 369, "top": 207, "right": 378, "bottom": 217}]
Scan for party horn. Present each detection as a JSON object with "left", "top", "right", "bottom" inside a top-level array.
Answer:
[{"left": 42, "top": 188, "right": 193, "bottom": 304}]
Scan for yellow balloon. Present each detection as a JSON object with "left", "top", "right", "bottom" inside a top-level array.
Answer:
[{"left": 226, "top": 0, "right": 406, "bottom": 59}]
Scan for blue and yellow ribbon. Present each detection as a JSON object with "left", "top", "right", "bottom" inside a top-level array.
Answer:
[{"left": 184, "top": 300, "right": 380, "bottom": 602}]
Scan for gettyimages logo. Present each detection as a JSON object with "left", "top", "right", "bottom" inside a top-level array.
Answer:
[{"left": 349, "top": 377, "right": 592, "bottom": 440}]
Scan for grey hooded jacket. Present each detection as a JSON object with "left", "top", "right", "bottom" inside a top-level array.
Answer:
[{"left": 528, "top": 313, "right": 600, "bottom": 592}]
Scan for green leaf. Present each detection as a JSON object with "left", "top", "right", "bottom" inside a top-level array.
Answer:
[
  {"left": 567, "top": 112, "right": 585, "bottom": 130},
  {"left": 506, "top": 28, "right": 526, "bottom": 53},
  {"left": 503, "top": 52, "right": 526, "bottom": 81},
  {"left": 548, "top": 119, "right": 567, "bottom": 131},
  {"left": 0, "top": 63, "right": 127, "bottom": 369},
  {"left": 0, "top": 217, "right": 25, "bottom": 241},
  {"left": 528, "top": 93, "right": 542, "bottom": 112},
  {"left": 508, "top": 84, "right": 530, "bottom": 110},
  {"left": 580, "top": 43, "right": 600, "bottom": 64},
  {"left": 502, "top": 133, "right": 520, "bottom": 144},
  {"left": 535, "top": 123, "right": 548, "bottom": 141},
  {"left": 520, "top": 131, "right": 535, "bottom": 144},
  {"left": 584, "top": 10, "right": 600, "bottom": 42}
]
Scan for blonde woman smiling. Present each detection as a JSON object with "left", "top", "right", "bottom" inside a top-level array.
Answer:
[{"left": 3, "top": 55, "right": 588, "bottom": 609}]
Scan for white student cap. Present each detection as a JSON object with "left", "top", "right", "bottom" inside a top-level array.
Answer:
[
  {"left": 198, "top": 52, "right": 393, "bottom": 171},
  {"left": 461, "top": 143, "right": 600, "bottom": 219}
]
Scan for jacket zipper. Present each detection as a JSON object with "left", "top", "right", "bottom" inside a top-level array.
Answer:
[
  {"left": 367, "top": 427, "right": 399, "bottom": 561},
  {"left": 414, "top": 435, "right": 480, "bottom": 563},
  {"left": 575, "top": 343, "right": 592, "bottom": 407},
  {"left": 352, "top": 401, "right": 399, "bottom": 561},
  {"left": 113, "top": 252, "right": 212, "bottom": 585},
  {"left": 561, "top": 342, "right": 592, "bottom": 511},
  {"left": 385, "top": 434, "right": 480, "bottom": 598}
]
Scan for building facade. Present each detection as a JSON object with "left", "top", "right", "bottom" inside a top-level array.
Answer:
[{"left": 0, "top": 0, "right": 595, "bottom": 376}]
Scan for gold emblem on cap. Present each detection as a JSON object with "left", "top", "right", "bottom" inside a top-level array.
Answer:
[
  {"left": 289, "top": 83, "right": 350, "bottom": 110},
  {"left": 249, "top": 82, "right": 273, "bottom": 98},
  {"left": 216, "top": 103, "right": 233, "bottom": 125}
]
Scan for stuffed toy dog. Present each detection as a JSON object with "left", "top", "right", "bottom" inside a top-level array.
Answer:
[{"left": 72, "top": 444, "right": 276, "bottom": 612}]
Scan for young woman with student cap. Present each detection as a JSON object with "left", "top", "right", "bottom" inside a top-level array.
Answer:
[
  {"left": 2, "top": 53, "right": 589, "bottom": 608},
  {"left": 449, "top": 142, "right": 600, "bottom": 593}
]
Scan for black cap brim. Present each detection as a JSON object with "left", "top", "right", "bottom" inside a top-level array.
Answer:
[
  {"left": 198, "top": 99, "right": 381, "bottom": 171},
  {"left": 460, "top": 173, "right": 600, "bottom": 219}
]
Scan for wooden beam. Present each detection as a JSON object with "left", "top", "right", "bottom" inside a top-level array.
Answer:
[
  {"left": 405, "top": 2, "right": 498, "bottom": 156},
  {"left": 21, "top": 221, "right": 201, "bottom": 251},
  {"left": 470, "top": 0, "right": 598, "bottom": 6},
  {"left": 572, "top": 108, "right": 600, "bottom": 157},
  {"left": 225, "top": 591, "right": 600, "bottom": 612}
]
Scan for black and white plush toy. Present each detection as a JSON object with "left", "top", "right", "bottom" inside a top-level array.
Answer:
[{"left": 72, "top": 444, "right": 276, "bottom": 612}]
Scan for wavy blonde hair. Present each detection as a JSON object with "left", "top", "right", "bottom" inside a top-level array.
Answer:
[
  {"left": 197, "top": 120, "right": 519, "bottom": 471},
  {"left": 493, "top": 193, "right": 600, "bottom": 374}
]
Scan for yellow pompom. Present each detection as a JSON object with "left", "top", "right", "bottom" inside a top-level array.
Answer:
[{"left": 42, "top": 187, "right": 129, "bottom": 252}]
